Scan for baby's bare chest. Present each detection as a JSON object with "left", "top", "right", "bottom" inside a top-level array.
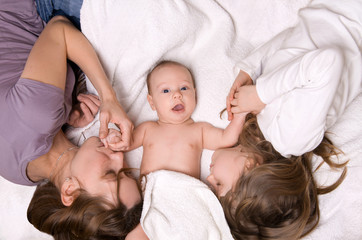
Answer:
[{"left": 144, "top": 124, "right": 202, "bottom": 150}]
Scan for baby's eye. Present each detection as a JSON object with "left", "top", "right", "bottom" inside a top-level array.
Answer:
[
  {"left": 180, "top": 86, "right": 188, "bottom": 91},
  {"left": 162, "top": 89, "right": 170, "bottom": 93}
]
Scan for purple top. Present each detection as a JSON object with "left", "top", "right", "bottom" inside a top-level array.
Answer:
[{"left": 0, "top": 0, "right": 75, "bottom": 185}]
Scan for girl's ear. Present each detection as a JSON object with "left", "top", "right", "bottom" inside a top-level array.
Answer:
[
  {"left": 245, "top": 158, "right": 252, "bottom": 170},
  {"left": 245, "top": 156, "right": 260, "bottom": 171},
  {"left": 60, "top": 178, "right": 80, "bottom": 206},
  {"left": 147, "top": 94, "right": 156, "bottom": 111}
]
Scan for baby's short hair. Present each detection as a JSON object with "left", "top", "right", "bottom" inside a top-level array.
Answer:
[{"left": 146, "top": 60, "right": 195, "bottom": 94}]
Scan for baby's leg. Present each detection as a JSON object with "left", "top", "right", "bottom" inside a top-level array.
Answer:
[{"left": 258, "top": 48, "right": 344, "bottom": 156}]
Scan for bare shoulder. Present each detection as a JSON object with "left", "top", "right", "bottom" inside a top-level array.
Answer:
[
  {"left": 194, "top": 121, "right": 215, "bottom": 129},
  {"left": 136, "top": 121, "right": 158, "bottom": 129}
]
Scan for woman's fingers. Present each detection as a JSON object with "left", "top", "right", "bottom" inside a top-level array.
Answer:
[
  {"left": 99, "top": 112, "right": 110, "bottom": 139},
  {"left": 77, "top": 94, "right": 100, "bottom": 116},
  {"left": 79, "top": 102, "right": 94, "bottom": 122}
]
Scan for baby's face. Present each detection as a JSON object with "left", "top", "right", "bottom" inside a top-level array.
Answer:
[{"left": 147, "top": 64, "right": 196, "bottom": 124}]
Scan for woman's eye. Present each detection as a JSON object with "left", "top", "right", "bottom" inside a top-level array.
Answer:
[
  {"left": 105, "top": 170, "right": 117, "bottom": 178},
  {"left": 180, "top": 86, "right": 187, "bottom": 91},
  {"left": 162, "top": 89, "right": 169, "bottom": 93}
]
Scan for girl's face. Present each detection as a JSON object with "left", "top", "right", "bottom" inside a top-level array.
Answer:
[
  {"left": 206, "top": 145, "right": 259, "bottom": 197},
  {"left": 70, "top": 137, "right": 141, "bottom": 208},
  {"left": 147, "top": 64, "right": 196, "bottom": 124}
]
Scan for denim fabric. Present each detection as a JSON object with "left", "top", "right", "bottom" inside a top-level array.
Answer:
[{"left": 35, "top": 0, "right": 83, "bottom": 29}]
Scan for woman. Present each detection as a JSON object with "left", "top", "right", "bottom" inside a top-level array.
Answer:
[
  {"left": 208, "top": 0, "right": 361, "bottom": 239},
  {"left": 1, "top": 0, "right": 145, "bottom": 238}
]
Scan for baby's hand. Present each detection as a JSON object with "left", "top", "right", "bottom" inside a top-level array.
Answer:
[
  {"left": 101, "top": 128, "right": 122, "bottom": 149},
  {"left": 227, "top": 70, "right": 253, "bottom": 120},
  {"left": 230, "top": 85, "right": 265, "bottom": 115}
]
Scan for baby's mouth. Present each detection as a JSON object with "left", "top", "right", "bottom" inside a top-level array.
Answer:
[{"left": 172, "top": 104, "right": 184, "bottom": 111}]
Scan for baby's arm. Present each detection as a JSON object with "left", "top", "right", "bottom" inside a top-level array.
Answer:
[
  {"left": 104, "top": 122, "right": 149, "bottom": 152},
  {"left": 101, "top": 128, "right": 122, "bottom": 148},
  {"left": 202, "top": 112, "right": 247, "bottom": 150}
]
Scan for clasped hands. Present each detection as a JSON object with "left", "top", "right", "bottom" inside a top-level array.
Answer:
[
  {"left": 226, "top": 70, "right": 266, "bottom": 120},
  {"left": 67, "top": 93, "right": 133, "bottom": 151}
]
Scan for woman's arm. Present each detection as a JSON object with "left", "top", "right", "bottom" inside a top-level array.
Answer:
[{"left": 21, "top": 16, "right": 133, "bottom": 146}]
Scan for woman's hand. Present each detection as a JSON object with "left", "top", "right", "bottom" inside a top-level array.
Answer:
[
  {"left": 67, "top": 93, "right": 100, "bottom": 127},
  {"left": 230, "top": 85, "right": 266, "bottom": 115},
  {"left": 227, "top": 70, "right": 253, "bottom": 120},
  {"left": 99, "top": 97, "right": 134, "bottom": 151}
]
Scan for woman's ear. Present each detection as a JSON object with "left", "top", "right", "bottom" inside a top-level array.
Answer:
[
  {"left": 147, "top": 94, "right": 156, "bottom": 111},
  {"left": 60, "top": 178, "right": 80, "bottom": 206}
]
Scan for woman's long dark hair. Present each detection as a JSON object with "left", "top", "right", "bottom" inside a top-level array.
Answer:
[{"left": 27, "top": 171, "right": 143, "bottom": 240}]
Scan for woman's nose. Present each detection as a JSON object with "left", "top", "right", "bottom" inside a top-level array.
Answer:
[{"left": 110, "top": 151, "right": 124, "bottom": 167}]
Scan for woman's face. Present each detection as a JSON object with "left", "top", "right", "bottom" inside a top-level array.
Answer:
[
  {"left": 70, "top": 137, "right": 141, "bottom": 208},
  {"left": 206, "top": 145, "right": 258, "bottom": 197}
]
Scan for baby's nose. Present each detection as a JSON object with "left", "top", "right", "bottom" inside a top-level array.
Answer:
[{"left": 173, "top": 91, "right": 182, "bottom": 99}]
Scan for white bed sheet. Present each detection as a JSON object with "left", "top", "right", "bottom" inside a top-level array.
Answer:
[{"left": 1, "top": 0, "right": 361, "bottom": 239}]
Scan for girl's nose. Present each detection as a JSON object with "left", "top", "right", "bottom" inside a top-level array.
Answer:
[{"left": 206, "top": 174, "right": 214, "bottom": 185}]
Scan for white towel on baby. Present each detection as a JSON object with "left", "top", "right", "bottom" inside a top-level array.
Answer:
[{"left": 141, "top": 170, "right": 234, "bottom": 240}]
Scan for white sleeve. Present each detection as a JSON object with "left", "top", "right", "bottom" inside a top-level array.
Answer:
[
  {"left": 257, "top": 48, "right": 344, "bottom": 157},
  {"left": 234, "top": 28, "right": 289, "bottom": 86}
]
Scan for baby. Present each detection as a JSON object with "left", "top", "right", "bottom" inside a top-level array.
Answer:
[{"left": 103, "top": 61, "right": 245, "bottom": 178}]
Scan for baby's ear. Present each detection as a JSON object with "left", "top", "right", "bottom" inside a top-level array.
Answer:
[
  {"left": 147, "top": 94, "right": 156, "bottom": 111},
  {"left": 60, "top": 178, "right": 80, "bottom": 206},
  {"left": 194, "top": 88, "right": 197, "bottom": 103}
]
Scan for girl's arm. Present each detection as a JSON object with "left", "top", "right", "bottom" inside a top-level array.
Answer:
[
  {"left": 21, "top": 16, "right": 133, "bottom": 147},
  {"left": 227, "top": 28, "right": 289, "bottom": 120},
  {"left": 202, "top": 112, "right": 247, "bottom": 150}
]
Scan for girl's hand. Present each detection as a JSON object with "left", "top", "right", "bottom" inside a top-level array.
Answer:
[
  {"left": 230, "top": 85, "right": 266, "bottom": 115},
  {"left": 99, "top": 98, "right": 134, "bottom": 151},
  {"left": 67, "top": 93, "right": 100, "bottom": 127},
  {"left": 227, "top": 70, "right": 253, "bottom": 120}
]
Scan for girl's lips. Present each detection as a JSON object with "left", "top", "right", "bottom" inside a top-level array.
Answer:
[{"left": 172, "top": 104, "right": 184, "bottom": 111}]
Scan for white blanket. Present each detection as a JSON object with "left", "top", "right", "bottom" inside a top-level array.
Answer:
[
  {"left": 141, "top": 170, "right": 233, "bottom": 240},
  {"left": 1, "top": 0, "right": 362, "bottom": 239}
]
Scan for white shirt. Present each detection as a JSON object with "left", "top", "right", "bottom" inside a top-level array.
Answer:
[{"left": 235, "top": 0, "right": 362, "bottom": 156}]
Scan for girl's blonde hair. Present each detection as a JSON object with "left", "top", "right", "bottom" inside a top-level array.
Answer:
[{"left": 221, "top": 114, "right": 347, "bottom": 240}]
